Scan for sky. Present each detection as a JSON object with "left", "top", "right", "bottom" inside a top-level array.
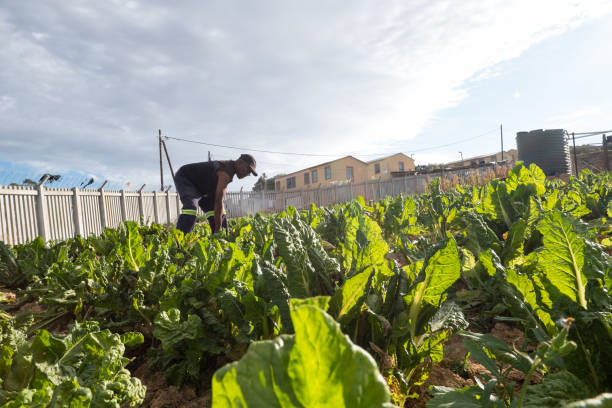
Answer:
[{"left": 1, "top": 1, "right": 611, "bottom": 191}]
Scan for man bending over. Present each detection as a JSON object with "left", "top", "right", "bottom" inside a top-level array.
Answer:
[{"left": 174, "top": 154, "right": 257, "bottom": 234}]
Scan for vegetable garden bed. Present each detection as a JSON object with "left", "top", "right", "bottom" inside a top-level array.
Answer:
[{"left": 1, "top": 163, "right": 611, "bottom": 407}]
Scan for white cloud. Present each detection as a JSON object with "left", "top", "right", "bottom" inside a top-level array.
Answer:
[
  {"left": 0, "top": 1, "right": 611, "bottom": 190},
  {"left": 0, "top": 95, "right": 15, "bottom": 112}
]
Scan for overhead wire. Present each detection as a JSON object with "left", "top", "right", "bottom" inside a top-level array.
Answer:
[
  {"left": 163, "top": 126, "right": 500, "bottom": 159},
  {"left": 407, "top": 128, "right": 499, "bottom": 153},
  {"left": 571, "top": 130, "right": 612, "bottom": 136},
  {"left": 164, "top": 136, "right": 355, "bottom": 157}
]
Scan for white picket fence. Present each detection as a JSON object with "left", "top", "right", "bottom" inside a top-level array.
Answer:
[
  {"left": 224, "top": 162, "right": 513, "bottom": 218},
  {"left": 0, "top": 182, "right": 180, "bottom": 246},
  {"left": 224, "top": 175, "right": 427, "bottom": 218},
  {"left": 1, "top": 163, "right": 512, "bottom": 246}
]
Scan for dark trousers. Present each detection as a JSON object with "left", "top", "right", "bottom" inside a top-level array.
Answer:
[{"left": 174, "top": 173, "right": 227, "bottom": 234}]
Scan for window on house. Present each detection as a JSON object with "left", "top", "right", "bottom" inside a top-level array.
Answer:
[
  {"left": 346, "top": 166, "right": 353, "bottom": 180},
  {"left": 275, "top": 181, "right": 280, "bottom": 191},
  {"left": 325, "top": 166, "right": 331, "bottom": 179},
  {"left": 312, "top": 169, "right": 318, "bottom": 183},
  {"left": 491, "top": 156, "right": 497, "bottom": 162},
  {"left": 399, "top": 161, "right": 404, "bottom": 171},
  {"left": 374, "top": 163, "right": 380, "bottom": 174},
  {"left": 286, "top": 177, "right": 296, "bottom": 189},
  {"left": 304, "top": 173, "right": 310, "bottom": 185}
]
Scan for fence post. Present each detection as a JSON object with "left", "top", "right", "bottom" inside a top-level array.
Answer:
[
  {"left": 603, "top": 134, "right": 610, "bottom": 171},
  {"left": 153, "top": 190, "right": 160, "bottom": 224},
  {"left": 137, "top": 184, "right": 146, "bottom": 224},
  {"left": 377, "top": 178, "right": 382, "bottom": 200},
  {"left": 261, "top": 188, "right": 265, "bottom": 212},
  {"left": 36, "top": 176, "right": 50, "bottom": 242},
  {"left": 165, "top": 186, "right": 172, "bottom": 224},
  {"left": 120, "top": 189, "right": 127, "bottom": 223},
  {"left": 98, "top": 181, "right": 108, "bottom": 230},
  {"left": 72, "top": 187, "right": 84, "bottom": 236},
  {"left": 239, "top": 187, "right": 244, "bottom": 217},
  {"left": 175, "top": 192, "right": 181, "bottom": 220}
]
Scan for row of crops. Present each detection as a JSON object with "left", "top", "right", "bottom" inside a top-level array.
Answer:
[{"left": 0, "top": 163, "right": 611, "bottom": 407}]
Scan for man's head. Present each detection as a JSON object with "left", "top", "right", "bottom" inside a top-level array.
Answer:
[{"left": 236, "top": 154, "right": 257, "bottom": 179}]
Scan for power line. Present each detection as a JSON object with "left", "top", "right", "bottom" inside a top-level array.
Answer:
[
  {"left": 164, "top": 127, "right": 500, "bottom": 159},
  {"left": 164, "top": 136, "right": 353, "bottom": 157},
  {"left": 571, "top": 129, "right": 612, "bottom": 136},
  {"left": 407, "top": 128, "right": 499, "bottom": 153}
]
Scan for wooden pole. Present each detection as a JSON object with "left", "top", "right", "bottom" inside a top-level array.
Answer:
[
  {"left": 500, "top": 124, "right": 504, "bottom": 161},
  {"left": 161, "top": 140, "right": 175, "bottom": 179},
  {"left": 159, "top": 129, "right": 164, "bottom": 190},
  {"left": 572, "top": 132, "right": 578, "bottom": 176}
]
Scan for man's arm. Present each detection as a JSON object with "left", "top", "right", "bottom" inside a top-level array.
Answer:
[{"left": 213, "top": 171, "right": 231, "bottom": 233}]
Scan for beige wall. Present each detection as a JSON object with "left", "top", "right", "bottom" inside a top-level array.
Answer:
[
  {"left": 275, "top": 156, "right": 367, "bottom": 191},
  {"left": 274, "top": 153, "right": 416, "bottom": 191},
  {"left": 366, "top": 153, "right": 415, "bottom": 180}
]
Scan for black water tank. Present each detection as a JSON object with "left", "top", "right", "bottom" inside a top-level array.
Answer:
[{"left": 516, "top": 129, "right": 572, "bottom": 176}]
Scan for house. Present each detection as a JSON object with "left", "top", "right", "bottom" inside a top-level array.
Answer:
[
  {"left": 445, "top": 149, "right": 518, "bottom": 169},
  {"left": 274, "top": 153, "right": 415, "bottom": 191},
  {"left": 366, "top": 153, "right": 413, "bottom": 179}
]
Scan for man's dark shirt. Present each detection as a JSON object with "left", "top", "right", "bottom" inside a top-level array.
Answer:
[{"left": 176, "top": 160, "right": 236, "bottom": 195}]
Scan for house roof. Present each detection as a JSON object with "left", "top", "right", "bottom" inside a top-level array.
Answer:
[
  {"left": 272, "top": 152, "right": 413, "bottom": 180},
  {"left": 366, "top": 152, "right": 413, "bottom": 164}
]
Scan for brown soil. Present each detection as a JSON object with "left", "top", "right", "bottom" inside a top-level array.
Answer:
[
  {"left": 406, "top": 365, "right": 474, "bottom": 408},
  {"left": 386, "top": 251, "right": 408, "bottom": 267},
  {"left": 491, "top": 322, "right": 529, "bottom": 350},
  {"left": 133, "top": 363, "right": 212, "bottom": 408},
  {"left": 17, "top": 301, "right": 47, "bottom": 315},
  {"left": 405, "top": 322, "right": 540, "bottom": 407}
]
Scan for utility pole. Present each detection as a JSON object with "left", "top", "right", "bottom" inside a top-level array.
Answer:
[
  {"left": 603, "top": 134, "right": 610, "bottom": 171},
  {"left": 572, "top": 132, "right": 578, "bottom": 176},
  {"left": 208, "top": 151, "right": 212, "bottom": 161},
  {"left": 158, "top": 129, "right": 164, "bottom": 190},
  {"left": 500, "top": 124, "right": 504, "bottom": 161},
  {"left": 459, "top": 151, "right": 463, "bottom": 161}
]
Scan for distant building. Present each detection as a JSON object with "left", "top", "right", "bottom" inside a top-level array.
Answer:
[
  {"left": 274, "top": 153, "right": 415, "bottom": 191},
  {"left": 445, "top": 149, "right": 517, "bottom": 169}
]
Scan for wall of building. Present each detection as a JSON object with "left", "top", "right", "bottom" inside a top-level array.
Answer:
[
  {"left": 275, "top": 156, "right": 367, "bottom": 191},
  {"left": 366, "top": 154, "right": 415, "bottom": 180}
]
